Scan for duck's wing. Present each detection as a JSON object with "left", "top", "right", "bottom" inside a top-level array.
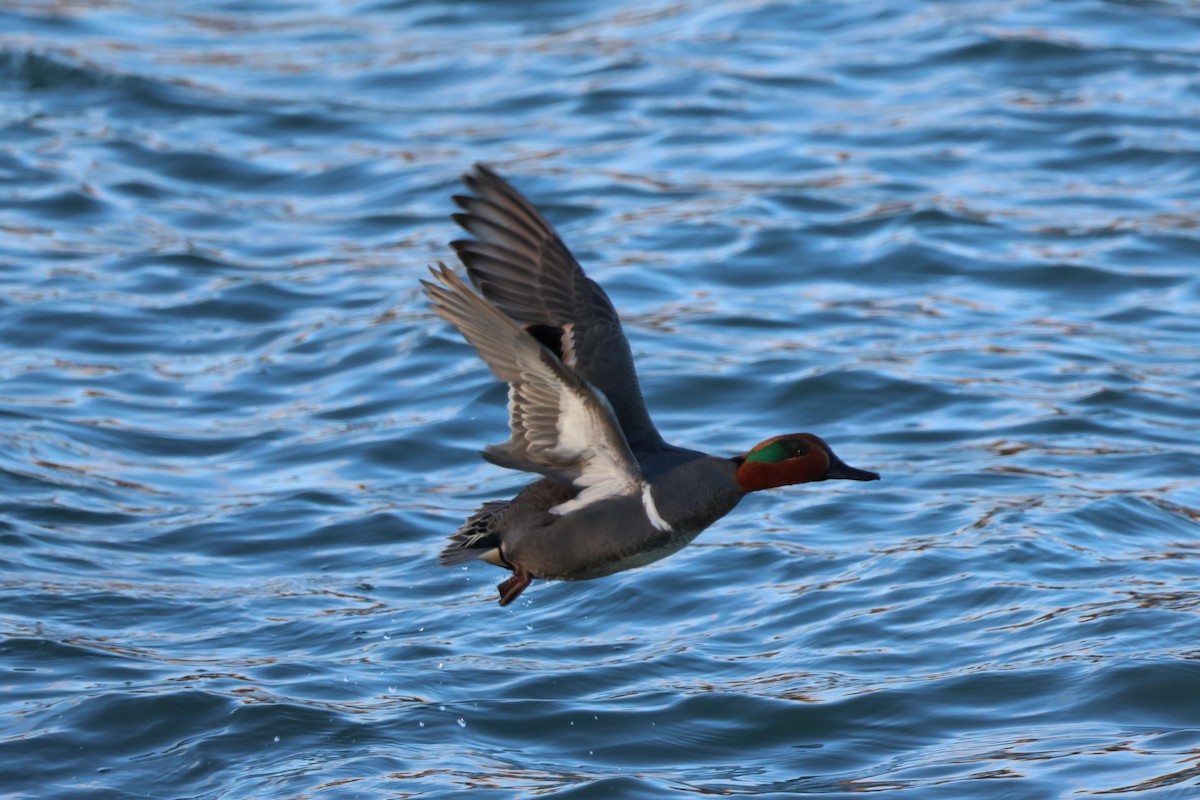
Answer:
[
  {"left": 423, "top": 264, "right": 667, "bottom": 525},
  {"left": 449, "top": 164, "right": 664, "bottom": 451}
]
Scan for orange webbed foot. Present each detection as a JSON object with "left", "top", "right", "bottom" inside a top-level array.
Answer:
[{"left": 497, "top": 565, "right": 531, "bottom": 606}]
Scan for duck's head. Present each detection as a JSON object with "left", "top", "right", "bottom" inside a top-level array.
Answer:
[{"left": 734, "top": 433, "right": 880, "bottom": 492}]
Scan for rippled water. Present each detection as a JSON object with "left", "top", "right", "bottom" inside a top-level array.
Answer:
[{"left": 3, "top": 1, "right": 1200, "bottom": 797}]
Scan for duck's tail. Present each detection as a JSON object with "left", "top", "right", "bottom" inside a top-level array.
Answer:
[{"left": 438, "top": 501, "right": 507, "bottom": 566}]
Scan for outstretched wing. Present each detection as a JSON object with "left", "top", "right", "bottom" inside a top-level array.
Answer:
[
  {"left": 449, "top": 164, "right": 664, "bottom": 451},
  {"left": 423, "top": 264, "right": 648, "bottom": 516}
]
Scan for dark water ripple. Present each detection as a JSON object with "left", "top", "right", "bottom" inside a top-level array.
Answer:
[{"left": 3, "top": 0, "right": 1200, "bottom": 798}]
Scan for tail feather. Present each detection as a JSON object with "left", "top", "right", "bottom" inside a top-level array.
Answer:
[
  {"left": 438, "top": 539, "right": 497, "bottom": 566},
  {"left": 438, "top": 501, "right": 506, "bottom": 566}
]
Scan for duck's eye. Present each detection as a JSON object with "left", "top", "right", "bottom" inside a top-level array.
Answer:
[{"left": 746, "top": 438, "right": 810, "bottom": 464}]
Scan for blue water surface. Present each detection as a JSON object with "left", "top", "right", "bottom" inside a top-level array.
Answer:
[{"left": 2, "top": 1, "right": 1200, "bottom": 797}]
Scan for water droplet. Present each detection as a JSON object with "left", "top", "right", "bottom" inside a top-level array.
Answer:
[
  {"left": 273, "top": 735, "right": 280, "bottom": 743},
  {"left": 457, "top": 718, "right": 466, "bottom": 727},
  {"left": 419, "top": 721, "right": 425, "bottom": 728}
]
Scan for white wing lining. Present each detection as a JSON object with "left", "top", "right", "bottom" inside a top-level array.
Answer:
[{"left": 424, "top": 264, "right": 667, "bottom": 526}]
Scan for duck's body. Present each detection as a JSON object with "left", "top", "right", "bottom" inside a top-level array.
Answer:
[
  {"left": 447, "top": 451, "right": 742, "bottom": 581},
  {"left": 424, "top": 165, "right": 878, "bottom": 606}
]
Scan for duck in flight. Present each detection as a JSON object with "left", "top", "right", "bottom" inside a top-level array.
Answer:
[{"left": 423, "top": 165, "right": 879, "bottom": 606}]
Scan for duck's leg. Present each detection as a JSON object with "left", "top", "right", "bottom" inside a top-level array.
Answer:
[{"left": 497, "top": 565, "right": 531, "bottom": 606}]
